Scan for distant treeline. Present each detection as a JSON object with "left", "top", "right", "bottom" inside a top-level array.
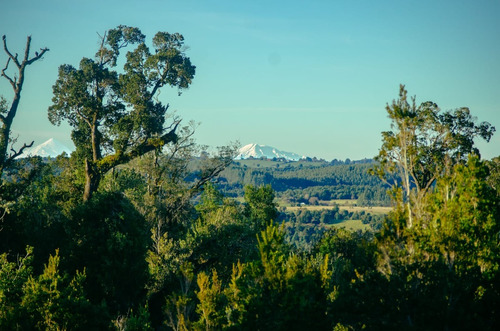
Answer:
[
  {"left": 279, "top": 206, "right": 385, "bottom": 250},
  {"left": 215, "top": 159, "right": 391, "bottom": 206}
]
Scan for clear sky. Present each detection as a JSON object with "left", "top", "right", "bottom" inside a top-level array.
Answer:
[{"left": 1, "top": 0, "right": 499, "bottom": 160}]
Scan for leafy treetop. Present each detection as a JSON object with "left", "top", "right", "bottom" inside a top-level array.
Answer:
[{"left": 48, "top": 25, "right": 195, "bottom": 200}]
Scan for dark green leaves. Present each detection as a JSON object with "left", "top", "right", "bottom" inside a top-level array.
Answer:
[
  {"left": 102, "top": 25, "right": 145, "bottom": 66},
  {"left": 48, "top": 26, "right": 196, "bottom": 200}
]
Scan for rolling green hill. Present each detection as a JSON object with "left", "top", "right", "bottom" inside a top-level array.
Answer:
[{"left": 216, "top": 158, "right": 391, "bottom": 207}]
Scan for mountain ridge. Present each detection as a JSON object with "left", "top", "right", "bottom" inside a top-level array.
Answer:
[{"left": 236, "top": 143, "right": 304, "bottom": 161}]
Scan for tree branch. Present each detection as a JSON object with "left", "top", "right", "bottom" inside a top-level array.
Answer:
[
  {"left": 6, "top": 140, "right": 33, "bottom": 164},
  {"left": 188, "top": 163, "right": 228, "bottom": 195},
  {"left": 150, "top": 62, "right": 170, "bottom": 100},
  {"left": 26, "top": 47, "right": 49, "bottom": 65},
  {"left": 97, "top": 31, "right": 110, "bottom": 66},
  {"left": 2, "top": 35, "right": 21, "bottom": 68},
  {"left": 1, "top": 57, "right": 16, "bottom": 89},
  {"left": 75, "top": 107, "right": 92, "bottom": 127},
  {"left": 2, "top": 35, "right": 49, "bottom": 89},
  {"left": 97, "top": 120, "right": 181, "bottom": 174}
]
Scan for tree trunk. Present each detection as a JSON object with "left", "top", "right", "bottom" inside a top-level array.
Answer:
[
  {"left": 83, "top": 158, "right": 101, "bottom": 201},
  {"left": 0, "top": 125, "right": 9, "bottom": 175}
]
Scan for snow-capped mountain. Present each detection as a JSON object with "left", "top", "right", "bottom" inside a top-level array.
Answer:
[
  {"left": 236, "top": 143, "right": 304, "bottom": 161},
  {"left": 19, "top": 138, "right": 73, "bottom": 158}
]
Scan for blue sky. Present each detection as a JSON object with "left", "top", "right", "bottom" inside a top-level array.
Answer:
[{"left": 1, "top": 0, "right": 499, "bottom": 160}]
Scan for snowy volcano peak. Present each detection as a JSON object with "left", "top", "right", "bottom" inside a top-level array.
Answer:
[
  {"left": 236, "top": 143, "right": 304, "bottom": 161},
  {"left": 19, "top": 138, "right": 73, "bottom": 158}
]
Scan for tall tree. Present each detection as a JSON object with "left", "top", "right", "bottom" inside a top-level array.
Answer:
[
  {"left": 371, "top": 85, "right": 495, "bottom": 228},
  {"left": 369, "top": 88, "right": 499, "bottom": 329},
  {"left": 244, "top": 184, "right": 278, "bottom": 230},
  {"left": 0, "top": 35, "right": 48, "bottom": 177},
  {"left": 48, "top": 25, "right": 195, "bottom": 200}
]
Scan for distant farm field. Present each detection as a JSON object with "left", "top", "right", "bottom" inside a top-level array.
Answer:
[
  {"left": 295, "top": 219, "right": 371, "bottom": 232},
  {"left": 331, "top": 219, "right": 371, "bottom": 231},
  {"left": 281, "top": 199, "right": 392, "bottom": 216}
]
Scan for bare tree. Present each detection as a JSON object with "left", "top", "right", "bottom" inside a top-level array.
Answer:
[{"left": 0, "top": 35, "right": 49, "bottom": 176}]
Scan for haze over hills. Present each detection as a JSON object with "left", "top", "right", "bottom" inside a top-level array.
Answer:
[
  {"left": 236, "top": 143, "right": 305, "bottom": 161},
  {"left": 19, "top": 138, "right": 73, "bottom": 158}
]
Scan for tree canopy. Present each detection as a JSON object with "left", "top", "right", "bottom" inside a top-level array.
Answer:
[
  {"left": 48, "top": 25, "right": 195, "bottom": 200},
  {"left": 371, "top": 84, "right": 495, "bottom": 227}
]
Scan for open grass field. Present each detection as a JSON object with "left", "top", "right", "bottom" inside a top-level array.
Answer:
[
  {"left": 294, "top": 219, "right": 371, "bottom": 232},
  {"left": 285, "top": 204, "right": 391, "bottom": 215},
  {"left": 280, "top": 199, "right": 392, "bottom": 216},
  {"left": 331, "top": 219, "right": 371, "bottom": 231}
]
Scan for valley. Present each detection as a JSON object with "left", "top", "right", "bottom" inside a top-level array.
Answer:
[{"left": 212, "top": 156, "right": 391, "bottom": 248}]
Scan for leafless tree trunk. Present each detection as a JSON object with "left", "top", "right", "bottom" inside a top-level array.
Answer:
[{"left": 0, "top": 35, "right": 49, "bottom": 176}]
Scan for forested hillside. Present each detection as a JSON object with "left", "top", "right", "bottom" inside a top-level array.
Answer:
[
  {"left": 1, "top": 27, "right": 499, "bottom": 330},
  {"left": 217, "top": 159, "right": 391, "bottom": 206}
]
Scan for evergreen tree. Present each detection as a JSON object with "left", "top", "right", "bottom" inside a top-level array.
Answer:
[{"left": 48, "top": 25, "right": 195, "bottom": 201}]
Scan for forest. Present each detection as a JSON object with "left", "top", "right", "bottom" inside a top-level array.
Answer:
[
  {"left": 218, "top": 159, "right": 391, "bottom": 206},
  {"left": 1, "top": 26, "right": 500, "bottom": 330}
]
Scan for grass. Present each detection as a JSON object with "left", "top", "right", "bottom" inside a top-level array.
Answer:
[
  {"left": 289, "top": 219, "right": 371, "bottom": 232},
  {"left": 281, "top": 199, "right": 392, "bottom": 216},
  {"left": 330, "top": 219, "right": 371, "bottom": 231}
]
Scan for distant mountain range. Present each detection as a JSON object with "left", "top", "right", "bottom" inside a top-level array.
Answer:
[
  {"left": 16, "top": 139, "right": 371, "bottom": 165},
  {"left": 19, "top": 138, "right": 73, "bottom": 158},
  {"left": 236, "top": 143, "right": 304, "bottom": 161},
  {"left": 17, "top": 140, "right": 304, "bottom": 161}
]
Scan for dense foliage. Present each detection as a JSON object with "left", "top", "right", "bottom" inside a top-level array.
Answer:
[{"left": 1, "top": 30, "right": 499, "bottom": 330}]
